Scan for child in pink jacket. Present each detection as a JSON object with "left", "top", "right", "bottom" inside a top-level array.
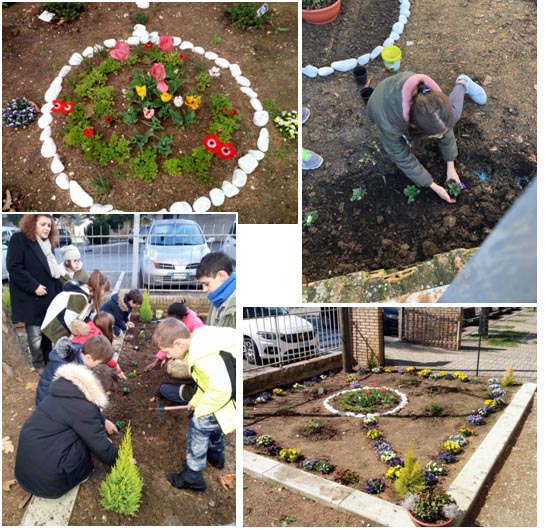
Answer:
[{"left": 145, "top": 301, "right": 204, "bottom": 372}]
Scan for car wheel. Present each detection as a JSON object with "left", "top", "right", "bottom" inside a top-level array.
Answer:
[{"left": 243, "top": 336, "right": 262, "bottom": 365}]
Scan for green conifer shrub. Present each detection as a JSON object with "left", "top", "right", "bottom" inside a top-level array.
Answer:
[{"left": 139, "top": 290, "right": 153, "bottom": 322}]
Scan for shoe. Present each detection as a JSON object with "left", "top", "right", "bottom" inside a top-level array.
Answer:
[
  {"left": 456, "top": 74, "right": 487, "bottom": 105},
  {"left": 207, "top": 454, "right": 225, "bottom": 469},
  {"left": 167, "top": 471, "right": 207, "bottom": 491},
  {"left": 302, "top": 107, "right": 310, "bottom": 124},
  {"left": 302, "top": 148, "right": 323, "bottom": 170}
]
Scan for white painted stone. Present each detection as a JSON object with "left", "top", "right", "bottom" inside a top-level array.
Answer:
[
  {"left": 249, "top": 149, "right": 265, "bottom": 161},
  {"left": 238, "top": 154, "right": 259, "bottom": 174},
  {"left": 389, "top": 31, "right": 400, "bottom": 41},
  {"left": 253, "top": 110, "right": 269, "bottom": 127},
  {"left": 133, "top": 24, "right": 147, "bottom": 34},
  {"left": 126, "top": 36, "right": 140, "bottom": 46},
  {"left": 250, "top": 98, "right": 263, "bottom": 111},
  {"left": 55, "top": 173, "right": 70, "bottom": 190},
  {"left": 38, "top": 10, "right": 55, "bottom": 22},
  {"left": 136, "top": 1, "right": 150, "bottom": 8},
  {"left": 192, "top": 196, "right": 211, "bottom": 212},
  {"left": 169, "top": 201, "right": 193, "bottom": 213},
  {"left": 240, "top": 87, "right": 258, "bottom": 98},
  {"left": 257, "top": 128, "right": 269, "bottom": 152},
  {"left": 232, "top": 169, "right": 247, "bottom": 188},
  {"left": 59, "top": 65, "right": 72, "bottom": 77},
  {"left": 222, "top": 181, "right": 240, "bottom": 198},
  {"left": 357, "top": 54, "right": 371, "bottom": 65},
  {"left": 138, "top": 33, "right": 150, "bottom": 44},
  {"left": 400, "top": 1, "right": 411, "bottom": 10},
  {"left": 93, "top": 44, "right": 104, "bottom": 53},
  {"left": 229, "top": 64, "right": 242, "bottom": 77},
  {"left": 173, "top": 36, "right": 182, "bottom": 46},
  {"left": 44, "top": 84, "right": 62, "bottom": 102},
  {"left": 204, "top": 51, "right": 218, "bottom": 61},
  {"left": 38, "top": 113, "right": 53, "bottom": 129},
  {"left": 180, "top": 41, "right": 194, "bottom": 50},
  {"left": 383, "top": 38, "right": 395, "bottom": 47},
  {"left": 68, "top": 52, "right": 83, "bottom": 65},
  {"left": 236, "top": 75, "right": 251, "bottom": 87},
  {"left": 371, "top": 46, "right": 384, "bottom": 60},
  {"left": 51, "top": 156, "right": 65, "bottom": 174},
  {"left": 215, "top": 57, "right": 230, "bottom": 69},
  {"left": 104, "top": 39, "right": 116, "bottom": 48},
  {"left": 41, "top": 102, "right": 53, "bottom": 114},
  {"left": 302, "top": 64, "right": 319, "bottom": 78},
  {"left": 392, "top": 22, "right": 405, "bottom": 34},
  {"left": 400, "top": 7, "right": 410, "bottom": 17},
  {"left": 69, "top": 181, "right": 94, "bottom": 208},
  {"left": 209, "top": 188, "right": 225, "bottom": 207},
  {"left": 41, "top": 138, "right": 57, "bottom": 158},
  {"left": 157, "top": 209, "right": 169, "bottom": 213},
  {"left": 90, "top": 203, "right": 114, "bottom": 213},
  {"left": 82, "top": 46, "right": 94, "bottom": 58},
  {"left": 399, "top": 14, "right": 408, "bottom": 24},
  {"left": 318, "top": 66, "right": 334, "bottom": 76},
  {"left": 148, "top": 32, "right": 159, "bottom": 43},
  {"left": 40, "top": 126, "right": 51, "bottom": 141},
  {"left": 331, "top": 58, "right": 357, "bottom": 72},
  {"left": 193, "top": 46, "right": 205, "bottom": 55}
]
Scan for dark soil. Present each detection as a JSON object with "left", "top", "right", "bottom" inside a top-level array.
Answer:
[
  {"left": 302, "top": 0, "right": 537, "bottom": 282},
  {"left": 2, "top": 320, "right": 235, "bottom": 526},
  {"left": 2, "top": 2, "right": 298, "bottom": 223},
  {"left": 244, "top": 370, "right": 515, "bottom": 506}
]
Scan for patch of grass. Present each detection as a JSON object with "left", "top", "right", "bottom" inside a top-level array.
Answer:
[
  {"left": 425, "top": 402, "right": 444, "bottom": 416},
  {"left": 274, "top": 515, "right": 297, "bottom": 527},
  {"left": 489, "top": 324, "right": 515, "bottom": 330},
  {"left": 484, "top": 330, "right": 529, "bottom": 347}
]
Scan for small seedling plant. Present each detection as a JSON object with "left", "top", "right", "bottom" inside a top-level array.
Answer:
[
  {"left": 446, "top": 182, "right": 466, "bottom": 198},
  {"left": 302, "top": 210, "right": 318, "bottom": 227},
  {"left": 350, "top": 187, "right": 367, "bottom": 202},
  {"left": 403, "top": 185, "right": 421, "bottom": 204}
]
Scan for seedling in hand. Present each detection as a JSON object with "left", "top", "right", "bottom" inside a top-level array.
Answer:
[{"left": 447, "top": 181, "right": 466, "bottom": 198}]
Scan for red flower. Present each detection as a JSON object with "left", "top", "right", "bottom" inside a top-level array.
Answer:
[
  {"left": 51, "top": 99, "right": 63, "bottom": 112},
  {"left": 217, "top": 129, "right": 223, "bottom": 134},
  {"left": 203, "top": 134, "right": 220, "bottom": 153},
  {"left": 179, "top": 53, "right": 186, "bottom": 60},
  {"left": 364, "top": 390, "right": 370, "bottom": 395},
  {"left": 83, "top": 128, "right": 95, "bottom": 138},
  {"left": 217, "top": 142, "right": 237, "bottom": 160},
  {"left": 109, "top": 41, "right": 130, "bottom": 61},
  {"left": 104, "top": 115, "right": 113, "bottom": 124},
  {"left": 370, "top": 381, "right": 377, "bottom": 387},
  {"left": 230, "top": 109, "right": 237, "bottom": 116},
  {"left": 144, "top": 42, "right": 153, "bottom": 50},
  {"left": 221, "top": 108, "right": 227, "bottom": 114},
  {"left": 158, "top": 35, "right": 174, "bottom": 51},
  {"left": 380, "top": 387, "right": 387, "bottom": 393},
  {"left": 63, "top": 101, "right": 74, "bottom": 114}
]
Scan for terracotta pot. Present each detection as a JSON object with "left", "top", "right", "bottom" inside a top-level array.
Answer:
[
  {"left": 302, "top": 0, "right": 341, "bottom": 25},
  {"left": 408, "top": 511, "right": 454, "bottom": 527}
]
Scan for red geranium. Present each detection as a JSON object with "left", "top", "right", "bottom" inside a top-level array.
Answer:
[
  {"left": 230, "top": 109, "right": 238, "bottom": 117},
  {"left": 221, "top": 108, "right": 227, "bottom": 114},
  {"left": 104, "top": 115, "right": 113, "bottom": 124},
  {"left": 217, "top": 142, "right": 237, "bottom": 160},
  {"left": 83, "top": 128, "right": 95, "bottom": 138}
]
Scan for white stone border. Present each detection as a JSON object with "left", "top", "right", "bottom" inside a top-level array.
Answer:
[
  {"left": 323, "top": 387, "right": 408, "bottom": 417},
  {"left": 302, "top": 0, "right": 411, "bottom": 78},
  {"left": 38, "top": 24, "right": 270, "bottom": 212}
]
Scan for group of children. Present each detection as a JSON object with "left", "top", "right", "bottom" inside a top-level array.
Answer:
[{"left": 14, "top": 251, "right": 237, "bottom": 499}]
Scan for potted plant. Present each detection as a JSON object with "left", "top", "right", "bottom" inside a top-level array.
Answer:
[
  {"left": 302, "top": 0, "right": 342, "bottom": 25},
  {"left": 402, "top": 488, "right": 462, "bottom": 527}
]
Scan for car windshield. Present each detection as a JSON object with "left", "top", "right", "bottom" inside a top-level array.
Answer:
[
  {"left": 148, "top": 223, "right": 205, "bottom": 246},
  {"left": 243, "top": 307, "right": 289, "bottom": 319}
]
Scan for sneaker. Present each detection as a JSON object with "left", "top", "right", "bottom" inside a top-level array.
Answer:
[
  {"left": 302, "top": 148, "right": 323, "bottom": 170},
  {"left": 167, "top": 471, "right": 207, "bottom": 491},
  {"left": 456, "top": 74, "right": 487, "bottom": 105},
  {"left": 302, "top": 107, "right": 310, "bottom": 124}
]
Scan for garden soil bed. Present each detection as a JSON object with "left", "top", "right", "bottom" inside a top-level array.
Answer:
[
  {"left": 243, "top": 369, "right": 515, "bottom": 506},
  {"left": 2, "top": 320, "right": 235, "bottom": 526},
  {"left": 2, "top": 2, "right": 298, "bottom": 223},
  {"left": 302, "top": 0, "right": 536, "bottom": 282}
]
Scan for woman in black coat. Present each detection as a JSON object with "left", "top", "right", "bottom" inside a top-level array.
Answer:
[
  {"left": 6, "top": 214, "right": 62, "bottom": 372},
  {"left": 14, "top": 363, "right": 118, "bottom": 499}
]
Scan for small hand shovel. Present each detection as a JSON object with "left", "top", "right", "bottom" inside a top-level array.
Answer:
[{"left": 150, "top": 403, "right": 190, "bottom": 422}]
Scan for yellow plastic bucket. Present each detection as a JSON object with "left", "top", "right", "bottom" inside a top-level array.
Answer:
[{"left": 381, "top": 45, "right": 402, "bottom": 73}]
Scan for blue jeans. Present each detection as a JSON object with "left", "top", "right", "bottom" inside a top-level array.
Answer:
[
  {"left": 185, "top": 413, "right": 224, "bottom": 479},
  {"left": 159, "top": 384, "right": 187, "bottom": 405}
]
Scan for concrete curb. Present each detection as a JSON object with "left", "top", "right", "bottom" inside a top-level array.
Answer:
[{"left": 243, "top": 383, "right": 537, "bottom": 527}]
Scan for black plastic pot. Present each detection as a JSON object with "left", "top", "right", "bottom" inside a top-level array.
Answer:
[
  {"left": 353, "top": 66, "right": 368, "bottom": 85},
  {"left": 360, "top": 87, "right": 374, "bottom": 104}
]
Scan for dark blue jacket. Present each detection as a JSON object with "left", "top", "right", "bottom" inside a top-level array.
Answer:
[
  {"left": 15, "top": 364, "right": 118, "bottom": 499},
  {"left": 100, "top": 291, "right": 131, "bottom": 336}
]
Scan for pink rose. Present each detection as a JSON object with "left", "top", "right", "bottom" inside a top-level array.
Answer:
[
  {"left": 109, "top": 41, "right": 130, "bottom": 61},
  {"left": 158, "top": 35, "right": 175, "bottom": 51}
]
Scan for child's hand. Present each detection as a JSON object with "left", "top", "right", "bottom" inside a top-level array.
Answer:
[
  {"left": 145, "top": 359, "right": 158, "bottom": 372},
  {"left": 430, "top": 182, "right": 456, "bottom": 204},
  {"left": 117, "top": 370, "right": 128, "bottom": 380},
  {"left": 105, "top": 419, "right": 118, "bottom": 435},
  {"left": 127, "top": 322, "right": 135, "bottom": 329}
]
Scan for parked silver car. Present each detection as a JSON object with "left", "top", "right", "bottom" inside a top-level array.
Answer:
[
  {"left": 139, "top": 219, "right": 211, "bottom": 288},
  {"left": 2, "top": 226, "right": 17, "bottom": 281}
]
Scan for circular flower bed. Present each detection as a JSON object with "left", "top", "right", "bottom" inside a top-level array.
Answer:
[
  {"left": 38, "top": 24, "right": 270, "bottom": 212},
  {"left": 323, "top": 387, "right": 408, "bottom": 418}
]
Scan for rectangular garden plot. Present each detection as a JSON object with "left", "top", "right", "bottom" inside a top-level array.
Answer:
[{"left": 70, "top": 320, "right": 235, "bottom": 526}]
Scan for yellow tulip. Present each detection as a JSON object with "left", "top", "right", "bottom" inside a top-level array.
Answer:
[
  {"left": 160, "top": 92, "right": 173, "bottom": 103},
  {"left": 185, "top": 95, "right": 202, "bottom": 110},
  {"left": 135, "top": 85, "right": 147, "bottom": 100}
]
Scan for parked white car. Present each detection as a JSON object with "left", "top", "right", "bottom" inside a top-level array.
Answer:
[
  {"left": 220, "top": 220, "right": 236, "bottom": 264},
  {"left": 139, "top": 219, "right": 211, "bottom": 289},
  {"left": 243, "top": 307, "right": 318, "bottom": 365},
  {"left": 2, "top": 226, "right": 17, "bottom": 281}
]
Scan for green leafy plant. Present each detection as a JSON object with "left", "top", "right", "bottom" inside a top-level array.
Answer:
[
  {"left": 501, "top": 363, "right": 517, "bottom": 386},
  {"left": 302, "top": 419, "right": 323, "bottom": 437},
  {"left": 402, "top": 489, "right": 461, "bottom": 525},
  {"left": 156, "top": 134, "right": 174, "bottom": 158},
  {"left": 139, "top": 290, "right": 153, "bottom": 322},
  {"left": 196, "top": 71, "right": 212, "bottom": 92},
  {"left": 91, "top": 172, "right": 112, "bottom": 199},
  {"left": 132, "top": 12, "right": 147, "bottom": 24},
  {"left": 334, "top": 468, "right": 360, "bottom": 486},
  {"left": 394, "top": 445, "right": 426, "bottom": 498},
  {"left": 447, "top": 181, "right": 465, "bottom": 198},
  {"left": 425, "top": 402, "right": 444, "bottom": 416},
  {"left": 403, "top": 185, "right": 421, "bottom": 204},
  {"left": 130, "top": 147, "right": 159, "bottom": 182},
  {"left": 99, "top": 423, "right": 143, "bottom": 516},
  {"left": 350, "top": 187, "right": 367, "bottom": 201},
  {"left": 302, "top": 210, "right": 318, "bottom": 227},
  {"left": 130, "top": 128, "right": 155, "bottom": 152},
  {"left": 164, "top": 158, "right": 183, "bottom": 177},
  {"left": 227, "top": 2, "right": 270, "bottom": 29},
  {"left": 41, "top": 2, "right": 83, "bottom": 22},
  {"left": 2, "top": 285, "right": 11, "bottom": 312},
  {"left": 212, "top": 34, "right": 222, "bottom": 45}
]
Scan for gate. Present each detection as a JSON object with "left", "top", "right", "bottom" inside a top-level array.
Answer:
[{"left": 399, "top": 307, "right": 462, "bottom": 350}]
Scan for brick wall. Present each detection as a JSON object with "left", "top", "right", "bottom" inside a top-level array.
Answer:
[
  {"left": 400, "top": 308, "right": 463, "bottom": 350},
  {"left": 348, "top": 307, "right": 385, "bottom": 367}
]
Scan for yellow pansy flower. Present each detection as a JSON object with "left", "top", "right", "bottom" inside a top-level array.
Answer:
[
  {"left": 135, "top": 85, "right": 147, "bottom": 100},
  {"left": 160, "top": 92, "right": 173, "bottom": 103},
  {"left": 185, "top": 95, "right": 202, "bottom": 110}
]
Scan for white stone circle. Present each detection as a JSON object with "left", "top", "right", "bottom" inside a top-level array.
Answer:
[
  {"left": 323, "top": 387, "right": 409, "bottom": 418},
  {"left": 303, "top": 0, "right": 412, "bottom": 78},
  {"left": 39, "top": 24, "right": 270, "bottom": 212}
]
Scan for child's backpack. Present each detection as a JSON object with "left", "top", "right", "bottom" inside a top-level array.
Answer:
[{"left": 219, "top": 350, "right": 236, "bottom": 402}]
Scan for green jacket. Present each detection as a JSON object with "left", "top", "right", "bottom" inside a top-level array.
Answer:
[
  {"left": 188, "top": 326, "right": 237, "bottom": 435},
  {"left": 206, "top": 290, "right": 236, "bottom": 329},
  {"left": 367, "top": 72, "right": 458, "bottom": 187}
]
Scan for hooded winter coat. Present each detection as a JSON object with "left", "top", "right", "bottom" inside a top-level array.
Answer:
[
  {"left": 187, "top": 326, "right": 238, "bottom": 435},
  {"left": 15, "top": 364, "right": 118, "bottom": 499},
  {"left": 367, "top": 71, "right": 458, "bottom": 187},
  {"left": 100, "top": 291, "right": 132, "bottom": 336}
]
